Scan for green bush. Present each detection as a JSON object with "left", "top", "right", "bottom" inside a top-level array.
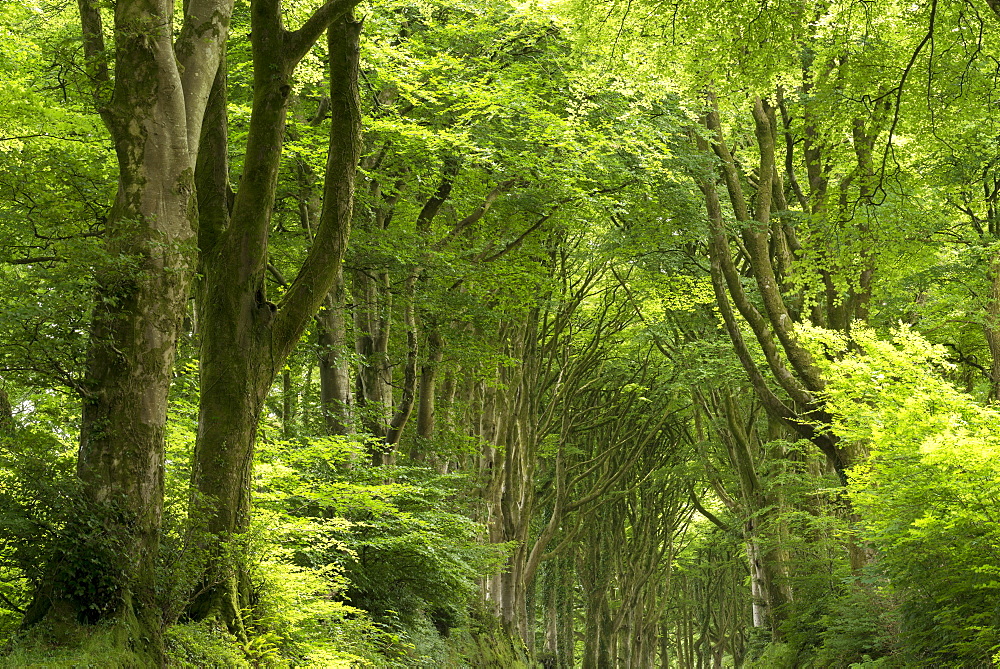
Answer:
[
  {"left": 746, "top": 641, "right": 796, "bottom": 668},
  {"left": 165, "top": 622, "right": 249, "bottom": 668},
  {"left": 0, "top": 429, "right": 133, "bottom": 625},
  {"left": 0, "top": 421, "right": 512, "bottom": 668},
  {"left": 823, "top": 327, "right": 1000, "bottom": 664},
  {"left": 814, "top": 578, "right": 900, "bottom": 667},
  {"left": 255, "top": 436, "right": 509, "bottom": 638}
]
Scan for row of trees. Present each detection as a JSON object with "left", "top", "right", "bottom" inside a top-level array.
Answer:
[{"left": 2, "top": 0, "right": 1000, "bottom": 666}]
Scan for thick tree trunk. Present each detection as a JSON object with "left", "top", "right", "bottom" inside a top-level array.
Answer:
[
  {"left": 189, "top": 8, "right": 361, "bottom": 628},
  {"left": 187, "top": 313, "right": 270, "bottom": 630},
  {"left": 24, "top": 0, "right": 232, "bottom": 658}
]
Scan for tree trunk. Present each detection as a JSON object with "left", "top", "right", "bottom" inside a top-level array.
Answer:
[
  {"left": 985, "top": 254, "right": 1000, "bottom": 401},
  {"left": 412, "top": 326, "right": 443, "bottom": 462},
  {"left": 353, "top": 267, "right": 394, "bottom": 448},
  {"left": 383, "top": 272, "right": 419, "bottom": 455},
  {"left": 317, "top": 271, "right": 353, "bottom": 434},
  {"left": 24, "top": 0, "right": 232, "bottom": 658},
  {"left": 559, "top": 554, "right": 575, "bottom": 669},
  {"left": 0, "top": 383, "right": 13, "bottom": 435},
  {"left": 696, "top": 95, "right": 850, "bottom": 479},
  {"left": 282, "top": 366, "right": 297, "bottom": 438},
  {"left": 542, "top": 566, "right": 558, "bottom": 665},
  {"left": 660, "top": 619, "right": 670, "bottom": 669},
  {"left": 188, "top": 8, "right": 361, "bottom": 628}
]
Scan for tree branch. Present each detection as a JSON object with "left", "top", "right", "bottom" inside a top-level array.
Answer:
[
  {"left": 0, "top": 588, "right": 25, "bottom": 614},
  {"left": 285, "top": 0, "right": 362, "bottom": 65},
  {"left": 175, "top": 0, "right": 235, "bottom": 157},
  {"left": 476, "top": 211, "right": 554, "bottom": 264},
  {"left": 434, "top": 178, "right": 517, "bottom": 249},
  {"left": 0, "top": 384, "right": 14, "bottom": 436},
  {"left": 75, "top": 0, "right": 111, "bottom": 124},
  {"left": 274, "top": 15, "right": 363, "bottom": 356},
  {"left": 417, "top": 157, "right": 460, "bottom": 233},
  {"left": 267, "top": 263, "right": 289, "bottom": 287},
  {"left": 76, "top": 0, "right": 109, "bottom": 84},
  {"left": 876, "top": 0, "right": 936, "bottom": 201},
  {"left": 3, "top": 257, "right": 62, "bottom": 265},
  {"left": 696, "top": 158, "right": 803, "bottom": 427}
]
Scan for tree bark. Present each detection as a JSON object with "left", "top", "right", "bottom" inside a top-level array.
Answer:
[
  {"left": 413, "top": 323, "right": 443, "bottom": 462},
  {"left": 189, "top": 7, "right": 361, "bottom": 628},
  {"left": 986, "top": 256, "right": 1000, "bottom": 401},
  {"left": 24, "top": 0, "right": 233, "bottom": 657},
  {"left": 353, "top": 267, "right": 394, "bottom": 447},
  {"left": 0, "top": 383, "right": 13, "bottom": 435},
  {"left": 696, "top": 95, "right": 851, "bottom": 479},
  {"left": 317, "top": 272, "right": 353, "bottom": 435}
]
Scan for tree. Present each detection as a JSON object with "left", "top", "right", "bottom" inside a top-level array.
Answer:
[
  {"left": 189, "top": 0, "right": 362, "bottom": 632},
  {"left": 21, "top": 0, "right": 234, "bottom": 656}
]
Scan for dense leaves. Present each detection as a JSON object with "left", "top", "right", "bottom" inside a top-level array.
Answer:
[{"left": 3, "top": 0, "right": 1000, "bottom": 666}]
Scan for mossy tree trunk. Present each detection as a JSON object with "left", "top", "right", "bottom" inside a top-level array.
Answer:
[
  {"left": 696, "top": 95, "right": 852, "bottom": 479},
  {"left": 24, "top": 0, "right": 233, "bottom": 659},
  {"left": 188, "top": 4, "right": 361, "bottom": 631}
]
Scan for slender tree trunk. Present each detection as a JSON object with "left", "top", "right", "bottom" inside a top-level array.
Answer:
[
  {"left": 483, "top": 327, "right": 529, "bottom": 637},
  {"left": 598, "top": 603, "right": 614, "bottom": 668},
  {"left": 660, "top": 619, "right": 670, "bottom": 669},
  {"left": 413, "top": 326, "right": 443, "bottom": 461},
  {"left": 282, "top": 366, "right": 297, "bottom": 438},
  {"left": 0, "top": 383, "right": 13, "bottom": 435},
  {"left": 317, "top": 271, "right": 353, "bottom": 434},
  {"left": 353, "top": 268, "right": 394, "bottom": 445},
  {"left": 559, "top": 553, "right": 575, "bottom": 669},
  {"left": 383, "top": 273, "right": 419, "bottom": 454},
  {"left": 543, "top": 567, "right": 558, "bottom": 664},
  {"left": 985, "top": 255, "right": 1000, "bottom": 401}
]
